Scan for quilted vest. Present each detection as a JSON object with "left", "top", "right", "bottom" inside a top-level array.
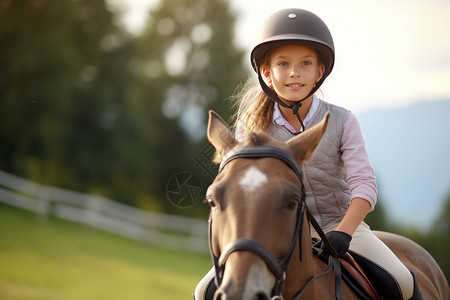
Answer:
[{"left": 267, "top": 100, "right": 350, "bottom": 228}]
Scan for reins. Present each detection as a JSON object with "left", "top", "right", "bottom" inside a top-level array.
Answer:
[{"left": 209, "top": 146, "right": 342, "bottom": 300}]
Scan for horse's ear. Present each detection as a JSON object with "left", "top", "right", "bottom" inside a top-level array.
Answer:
[
  {"left": 207, "top": 110, "right": 237, "bottom": 161},
  {"left": 287, "top": 112, "right": 330, "bottom": 163}
]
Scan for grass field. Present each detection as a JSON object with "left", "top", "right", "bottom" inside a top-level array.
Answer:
[{"left": 0, "top": 203, "right": 211, "bottom": 299}]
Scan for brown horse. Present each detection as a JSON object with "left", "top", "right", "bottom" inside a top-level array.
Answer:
[{"left": 205, "top": 110, "right": 449, "bottom": 300}]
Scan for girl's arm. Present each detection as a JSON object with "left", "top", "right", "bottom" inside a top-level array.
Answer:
[
  {"left": 336, "top": 197, "right": 371, "bottom": 236},
  {"left": 338, "top": 112, "right": 377, "bottom": 236}
]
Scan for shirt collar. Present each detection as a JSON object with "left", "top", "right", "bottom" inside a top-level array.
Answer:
[{"left": 273, "top": 95, "right": 320, "bottom": 133}]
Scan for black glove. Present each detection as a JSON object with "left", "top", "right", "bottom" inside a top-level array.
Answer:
[{"left": 322, "top": 230, "right": 352, "bottom": 257}]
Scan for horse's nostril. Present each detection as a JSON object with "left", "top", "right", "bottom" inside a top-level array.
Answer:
[
  {"left": 214, "top": 291, "right": 223, "bottom": 300},
  {"left": 255, "top": 291, "right": 270, "bottom": 300}
]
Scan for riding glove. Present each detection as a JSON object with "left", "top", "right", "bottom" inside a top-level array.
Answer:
[{"left": 322, "top": 230, "right": 352, "bottom": 257}]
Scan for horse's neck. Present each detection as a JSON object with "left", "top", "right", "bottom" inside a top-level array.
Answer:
[{"left": 284, "top": 216, "right": 318, "bottom": 298}]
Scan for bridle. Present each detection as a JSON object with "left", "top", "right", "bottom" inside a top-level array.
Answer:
[
  {"left": 208, "top": 146, "right": 342, "bottom": 300},
  {"left": 209, "top": 146, "right": 305, "bottom": 299}
]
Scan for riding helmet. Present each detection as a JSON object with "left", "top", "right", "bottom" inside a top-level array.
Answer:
[{"left": 250, "top": 8, "right": 335, "bottom": 97}]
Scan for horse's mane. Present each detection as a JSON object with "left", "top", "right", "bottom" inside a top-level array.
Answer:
[
  {"left": 240, "top": 131, "right": 272, "bottom": 147},
  {"left": 212, "top": 131, "right": 274, "bottom": 164}
]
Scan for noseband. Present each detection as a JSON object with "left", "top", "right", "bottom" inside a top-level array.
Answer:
[{"left": 208, "top": 146, "right": 306, "bottom": 299}]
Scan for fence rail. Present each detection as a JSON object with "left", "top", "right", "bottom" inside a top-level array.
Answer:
[{"left": 0, "top": 170, "right": 209, "bottom": 254}]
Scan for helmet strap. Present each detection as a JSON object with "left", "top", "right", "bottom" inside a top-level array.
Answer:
[
  {"left": 257, "top": 67, "right": 319, "bottom": 133},
  {"left": 291, "top": 102, "right": 305, "bottom": 134}
]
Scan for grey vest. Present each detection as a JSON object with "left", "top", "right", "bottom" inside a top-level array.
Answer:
[{"left": 267, "top": 100, "right": 350, "bottom": 228}]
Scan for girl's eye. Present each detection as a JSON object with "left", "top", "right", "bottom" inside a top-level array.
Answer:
[
  {"left": 303, "top": 61, "right": 312, "bottom": 66},
  {"left": 278, "top": 62, "right": 288, "bottom": 67}
]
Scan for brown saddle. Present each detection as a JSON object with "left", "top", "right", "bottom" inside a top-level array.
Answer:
[
  {"left": 312, "top": 237, "right": 380, "bottom": 300},
  {"left": 339, "top": 252, "right": 380, "bottom": 300}
]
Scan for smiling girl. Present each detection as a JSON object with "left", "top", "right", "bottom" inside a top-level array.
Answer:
[
  {"left": 195, "top": 8, "right": 423, "bottom": 300},
  {"left": 259, "top": 44, "right": 324, "bottom": 132}
]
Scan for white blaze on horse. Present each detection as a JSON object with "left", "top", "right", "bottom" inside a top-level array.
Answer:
[{"left": 205, "top": 110, "right": 449, "bottom": 300}]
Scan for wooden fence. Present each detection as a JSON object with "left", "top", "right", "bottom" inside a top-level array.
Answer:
[{"left": 0, "top": 170, "right": 209, "bottom": 254}]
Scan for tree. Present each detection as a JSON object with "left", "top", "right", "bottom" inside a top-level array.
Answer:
[
  {"left": 426, "top": 192, "right": 450, "bottom": 282},
  {"left": 0, "top": 0, "right": 146, "bottom": 204},
  {"left": 0, "top": 0, "right": 246, "bottom": 216},
  {"left": 364, "top": 180, "right": 391, "bottom": 231},
  {"left": 133, "top": 0, "right": 246, "bottom": 213},
  {"left": 0, "top": 0, "right": 79, "bottom": 177},
  {"left": 393, "top": 192, "right": 450, "bottom": 283}
]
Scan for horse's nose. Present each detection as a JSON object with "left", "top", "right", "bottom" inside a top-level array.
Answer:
[
  {"left": 255, "top": 291, "right": 270, "bottom": 300},
  {"left": 213, "top": 291, "right": 224, "bottom": 300}
]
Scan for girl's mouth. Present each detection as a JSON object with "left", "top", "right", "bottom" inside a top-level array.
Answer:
[{"left": 286, "top": 83, "right": 305, "bottom": 88}]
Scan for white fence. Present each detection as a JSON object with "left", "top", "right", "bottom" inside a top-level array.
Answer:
[{"left": 0, "top": 170, "right": 209, "bottom": 254}]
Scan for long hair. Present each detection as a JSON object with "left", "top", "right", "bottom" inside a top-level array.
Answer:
[
  {"left": 231, "top": 48, "right": 275, "bottom": 135},
  {"left": 231, "top": 79, "right": 273, "bottom": 134}
]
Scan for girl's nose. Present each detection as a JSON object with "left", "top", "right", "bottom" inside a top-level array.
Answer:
[
  {"left": 289, "top": 70, "right": 300, "bottom": 77},
  {"left": 289, "top": 66, "right": 301, "bottom": 77}
]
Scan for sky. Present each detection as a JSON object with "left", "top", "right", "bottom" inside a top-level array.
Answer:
[{"left": 107, "top": 0, "right": 450, "bottom": 114}]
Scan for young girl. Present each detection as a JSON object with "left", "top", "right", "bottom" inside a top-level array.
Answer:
[{"left": 195, "top": 8, "right": 423, "bottom": 300}]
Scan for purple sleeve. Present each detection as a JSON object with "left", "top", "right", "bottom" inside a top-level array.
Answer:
[
  {"left": 341, "top": 112, "right": 378, "bottom": 210},
  {"left": 235, "top": 121, "right": 246, "bottom": 142}
]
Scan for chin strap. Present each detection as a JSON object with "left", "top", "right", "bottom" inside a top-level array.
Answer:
[
  {"left": 291, "top": 102, "right": 305, "bottom": 134},
  {"left": 257, "top": 66, "right": 319, "bottom": 134}
]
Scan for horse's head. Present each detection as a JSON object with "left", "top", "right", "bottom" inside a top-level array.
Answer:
[{"left": 206, "top": 110, "right": 329, "bottom": 300}]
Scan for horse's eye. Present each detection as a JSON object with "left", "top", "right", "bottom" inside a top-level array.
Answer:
[
  {"left": 286, "top": 199, "right": 298, "bottom": 210},
  {"left": 207, "top": 198, "right": 217, "bottom": 208}
]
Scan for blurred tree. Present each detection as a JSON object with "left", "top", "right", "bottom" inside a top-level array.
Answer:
[
  {"left": 392, "top": 192, "right": 450, "bottom": 283},
  {"left": 0, "top": 0, "right": 148, "bottom": 205},
  {"left": 364, "top": 183, "right": 391, "bottom": 231},
  {"left": 424, "top": 192, "right": 450, "bottom": 282},
  {"left": 0, "top": 0, "right": 246, "bottom": 215},
  {"left": 364, "top": 198, "right": 390, "bottom": 231},
  {"left": 0, "top": 0, "right": 78, "bottom": 178},
  {"left": 133, "top": 0, "right": 246, "bottom": 213}
]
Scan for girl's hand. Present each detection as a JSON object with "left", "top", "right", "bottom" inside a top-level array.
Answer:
[{"left": 322, "top": 230, "right": 352, "bottom": 257}]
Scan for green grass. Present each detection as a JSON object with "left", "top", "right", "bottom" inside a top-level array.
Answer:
[{"left": 0, "top": 203, "right": 211, "bottom": 299}]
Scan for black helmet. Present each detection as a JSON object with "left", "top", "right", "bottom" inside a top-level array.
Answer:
[
  {"left": 251, "top": 8, "right": 335, "bottom": 84},
  {"left": 250, "top": 8, "right": 335, "bottom": 132}
]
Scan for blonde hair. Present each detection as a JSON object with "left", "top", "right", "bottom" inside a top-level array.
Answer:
[
  {"left": 231, "top": 79, "right": 274, "bottom": 134},
  {"left": 231, "top": 51, "right": 274, "bottom": 134}
]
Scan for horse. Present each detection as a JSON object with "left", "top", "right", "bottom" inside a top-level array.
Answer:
[{"left": 205, "top": 110, "right": 449, "bottom": 300}]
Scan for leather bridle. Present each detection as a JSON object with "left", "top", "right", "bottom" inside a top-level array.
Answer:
[{"left": 208, "top": 146, "right": 342, "bottom": 300}]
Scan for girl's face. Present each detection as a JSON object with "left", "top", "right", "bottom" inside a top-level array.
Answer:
[{"left": 263, "top": 45, "right": 325, "bottom": 103}]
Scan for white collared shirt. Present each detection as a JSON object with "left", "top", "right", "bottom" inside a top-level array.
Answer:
[{"left": 273, "top": 95, "right": 320, "bottom": 134}]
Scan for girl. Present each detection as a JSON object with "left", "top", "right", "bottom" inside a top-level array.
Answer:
[{"left": 195, "top": 8, "right": 423, "bottom": 300}]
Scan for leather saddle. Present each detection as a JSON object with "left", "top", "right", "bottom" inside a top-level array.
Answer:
[
  {"left": 339, "top": 252, "right": 380, "bottom": 300},
  {"left": 313, "top": 240, "right": 380, "bottom": 300}
]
